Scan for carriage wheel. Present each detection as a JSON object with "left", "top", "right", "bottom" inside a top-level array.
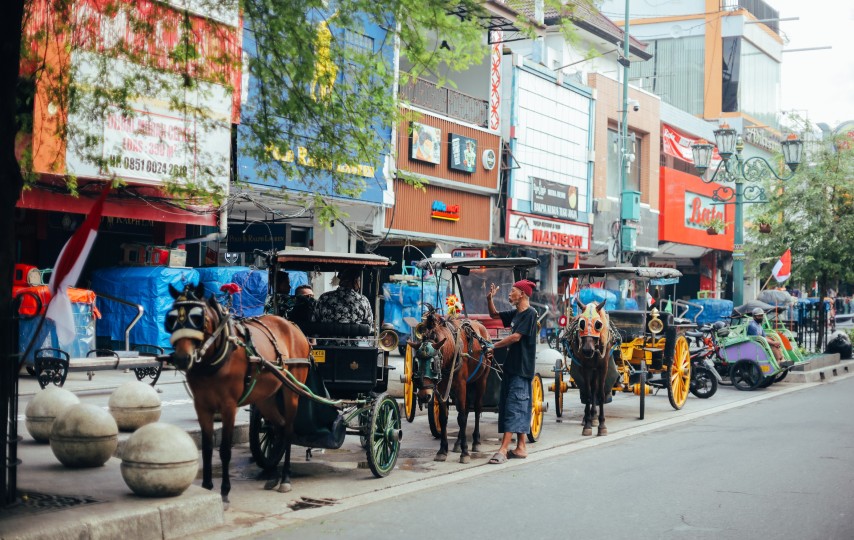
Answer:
[
  {"left": 730, "top": 361, "right": 763, "bottom": 391},
  {"left": 366, "top": 393, "right": 401, "bottom": 478},
  {"left": 403, "top": 344, "right": 416, "bottom": 423},
  {"left": 667, "top": 336, "right": 691, "bottom": 410},
  {"left": 553, "top": 369, "right": 564, "bottom": 418},
  {"left": 774, "top": 369, "right": 789, "bottom": 383},
  {"left": 133, "top": 363, "right": 163, "bottom": 387},
  {"left": 638, "top": 365, "right": 646, "bottom": 420},
  {"left": 527, "top": 373, "right": 544, "bottom": 443},
  {"left": 248, "top": 404, "right": 287, "bottom": 471},
  {"left": 427, "top": 394, "right": 442, "bottom": 439}
]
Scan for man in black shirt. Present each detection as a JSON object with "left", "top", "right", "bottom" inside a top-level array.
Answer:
[{"left": 486, "top": 279, "right": 538, "bottom": 463}]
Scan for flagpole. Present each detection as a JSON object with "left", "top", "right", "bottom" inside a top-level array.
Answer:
[{"left": 760, "top": 274, "right": 775, "bottom": 292}]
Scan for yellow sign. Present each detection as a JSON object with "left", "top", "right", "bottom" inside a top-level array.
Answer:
[
  {"left": 311, "top": 349, "right": 326, "bottom": 364},
  {"left": 267, "top": 144, "right": 375, "bottom": 178}
]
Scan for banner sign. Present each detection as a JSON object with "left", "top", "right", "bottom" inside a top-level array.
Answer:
[
  {"left": 662, "top": 124, "right": 722, "bottom": 171},
  {"left": 506, "top": 210, "right": 589, "bottom": 252},
  {"left": 448, "top": 133, "right": 477, "bottom": 173},
  {"left": 411, "top": 122, "right": 441, "bottom": 164},
  {"left": 531, "top": 177, "right": 578, "bottom": 221}
]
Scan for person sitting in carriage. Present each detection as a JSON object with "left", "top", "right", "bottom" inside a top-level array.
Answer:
[
  {"left": 747, "top": 307, "right": 785, "bottom": 364},
  {"left": 314, "top": 269, "right": 373, "bottom": 345},
  {"left": 289, "top": 284, "right": 316, "bottom": 327}
]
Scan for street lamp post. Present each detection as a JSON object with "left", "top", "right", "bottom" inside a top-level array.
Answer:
[{"left": 690, "top": 127, "right": 803, "bottom": 306}]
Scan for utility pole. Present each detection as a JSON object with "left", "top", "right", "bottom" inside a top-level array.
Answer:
[{"left": 619, "top": 0, "right": 639, "bottom": 263}]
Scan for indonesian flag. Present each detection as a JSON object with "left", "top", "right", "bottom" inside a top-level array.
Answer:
[
  {"left": 646, "top": 287, "right": 656, "bottom": 307},
  {"left": 46, "top": 185, "right": 110, "bottom": 346},
  {"left": 771, "top": 249, "right": 791, "bottom": 283}
]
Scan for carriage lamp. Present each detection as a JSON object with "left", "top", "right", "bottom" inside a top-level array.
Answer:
[{"left": 690, "top": 127, "right": 804, "bottom": 306}]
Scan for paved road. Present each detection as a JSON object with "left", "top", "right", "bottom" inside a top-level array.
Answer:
[{"left": 250, "top": 375, "right": 854, "bottom": 540}]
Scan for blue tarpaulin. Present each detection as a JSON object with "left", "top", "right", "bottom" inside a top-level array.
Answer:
[
  {"left": 196, "top": 267, "right": 269, "bottom": 317},
  {"left": 19, "top": 302, "right": 95, "bottom": 363},
  {"left": 91, "top": 267, "right": 199, "bottom": 351},
  {"left": 682, "top": 299, "right": 734, "bottom": 325},
  {"left": 382, "top": 281, "right": 448, "bottom": 335}
]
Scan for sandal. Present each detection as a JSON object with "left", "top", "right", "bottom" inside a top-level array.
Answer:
[
  {"left": 507, "top": 450, "right": 527, "bottom": 459},
  {"left": 488, "top": 452, "right": 508, "bottom": 464}
]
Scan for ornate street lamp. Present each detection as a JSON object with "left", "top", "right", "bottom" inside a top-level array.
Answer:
[{"left": 690, "top": 126, "right": 803, "bottom": 306}]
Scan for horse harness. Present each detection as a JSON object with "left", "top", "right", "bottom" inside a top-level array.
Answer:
[
  {"left": 168, "top": 294, "right": 315, "bottom": 407},
  {"left": 420, "top": 319, "right": 494, "bottom": 404}
]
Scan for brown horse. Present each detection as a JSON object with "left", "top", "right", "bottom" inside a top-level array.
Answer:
[
  {"left": 166, "top": 283, "right": 311, "bottom": 506},
  {"left": 414, "top": 305, "right": 493, "bottom": 463},
  {"left": 567, "top": 299, "right": 613, "bottom": 436}
]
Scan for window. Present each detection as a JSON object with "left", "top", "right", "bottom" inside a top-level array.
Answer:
[
  {"left": 629, "top": 36, "right": 704, "bottom": 115},
  {"left": 607, "top": 128, "right": 641, "bottom": 198}
]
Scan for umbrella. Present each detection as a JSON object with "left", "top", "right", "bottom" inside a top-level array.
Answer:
[
  {"left": 733, "top": 299, "right": 776, "bottom": 316},
  {"left": 757, "top": 289, "right": 795, "bottom": 307}
]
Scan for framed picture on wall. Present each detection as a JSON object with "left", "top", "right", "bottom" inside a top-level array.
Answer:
[
  {"left": 449, "top": 133, "right": 477, "bottom": 173},
  {"left": 411, "top": 122, "right": 441, "bottom": 164}
]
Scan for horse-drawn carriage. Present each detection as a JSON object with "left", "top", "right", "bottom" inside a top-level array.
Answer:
[
  {"left": 164, "top": 250, "right": 402, "bottom": 505},
  {"left": 552, "top": 267, "right": 693, "bottom": 421},
  {"left": 401, "top": 257, "right": 548, "bottom": 461}
]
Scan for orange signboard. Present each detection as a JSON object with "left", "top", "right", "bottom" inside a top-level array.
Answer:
[{"left": 659, "top": 167, "right": 733, "bottom": 251}]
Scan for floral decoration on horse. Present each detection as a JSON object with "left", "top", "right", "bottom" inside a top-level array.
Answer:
[{"left": 445, "top": 294, "right": 463, "bottom": 317}]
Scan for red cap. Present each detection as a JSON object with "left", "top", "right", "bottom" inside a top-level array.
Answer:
[{"left": 512, "top": 279, "right": 535, "bottom": 298}]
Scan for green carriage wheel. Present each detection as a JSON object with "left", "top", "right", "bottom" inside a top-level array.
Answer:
[
  {"left": 248, "top": 404, "right": 286, "bottom": 471},
  {"left": 366, "top": 393, "right": 401, "bottom": 478}
]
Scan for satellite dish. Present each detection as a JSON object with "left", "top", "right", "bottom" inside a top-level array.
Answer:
[{"left": 670, "top": 25, "right": 683, "bottom": 39}]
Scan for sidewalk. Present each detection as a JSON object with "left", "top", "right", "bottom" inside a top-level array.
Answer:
[{"left": 2, "top": 351, "right": 851, "bottom": 540}]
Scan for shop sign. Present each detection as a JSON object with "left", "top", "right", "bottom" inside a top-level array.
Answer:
[
  {"left": 684, "top": 191, "right": 724, "bottom": 230},
  {"left": 648, "top": 260, "right": 677, "bottom": 269},
  {"left": 662, "top": 124, "right": 722, "bottom": 170},
  {"left": 411, "top": 122, "right": 441, "bottom": 164},
  {"left": 452, "top": 248, "right": 486, "bottom": 258},
  {"left": 531, "top": 177, "right": 578, "bottom": 221},
  {"left": 431, "top": 200, "right": 460, "bottom": 221},
  {"left": 482, "top": 148, "right": 496, "bottom": 170},
  {"left": 743, "top": 126, "right": 780, "bottom": 153},
  {"left": 449, "top": 133, "right": 477, "bottom": 173},
  {"left": 506, "top": 210, "right": 589, "bottom": 251},
  {"left": 270, "top": 145, "right": 375, "bottom": 178}
]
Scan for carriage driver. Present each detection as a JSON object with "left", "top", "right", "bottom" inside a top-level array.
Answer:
[
  {"left": 485, "top": 279, "right": 538, "bottom": 464},
  {"left": 747, "top": 307, "right": 784, "bottom": 364}
]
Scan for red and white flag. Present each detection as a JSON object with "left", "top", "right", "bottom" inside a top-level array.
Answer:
[
  {"left": 771, "top": 249, "right": 791, "bottom": 283},
  {"left": 46, "top": 185, "right": 110, "bottom": 346}
]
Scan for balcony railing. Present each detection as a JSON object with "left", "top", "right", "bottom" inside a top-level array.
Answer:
[{"left": 399, "top": 76, "right": 489, "bottom": 128}]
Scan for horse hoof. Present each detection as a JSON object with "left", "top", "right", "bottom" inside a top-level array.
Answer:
[
  {"left": 434, "top": 453, "right": 447, "bottom": 462},
  {"left": 459, "top": 454, "right": 471, "bottom": 464},
  {"left": 598, "top": 427, "right": 608, "bottom": 436},
  {"left": 278, "top": 483, "right": 292, "bottom": 493},
  {"left": 263, "top": 478, "right": 280, "bottom": 491},
  {"left": 582, "top": 427, "right": 592, "bottom": 436},
  {"left": 222, "top": 500, "right": 230, "bottom": 511},
  {"left": 452, "top": 443, "right": 461, "bottom": 453},
  {"left": 472, "top": 444, "right": 481, "bottom": 453}
]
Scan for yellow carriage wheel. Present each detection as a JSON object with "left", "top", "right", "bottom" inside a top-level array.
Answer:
[
  {"left": 403, "top": 344, "right": 416, "bottom": 423},
  {"left": 667, "top": 335, "right": 691, "bottom": 410},
  {"left": 527, "top": 374, "right": 545, "bottom": 442}
]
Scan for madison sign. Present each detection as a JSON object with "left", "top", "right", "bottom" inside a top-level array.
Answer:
[{"left": 506, "top": 210, "right": 589, "bottom": 251}]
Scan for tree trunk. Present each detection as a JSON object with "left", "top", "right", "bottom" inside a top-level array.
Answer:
[{"left": 1, "top": 0, "right": 26, "bottom": 507}]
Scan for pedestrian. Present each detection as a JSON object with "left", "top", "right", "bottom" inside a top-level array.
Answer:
[{"left": 485, "top": 278, "right": 538, "bottom": 464}]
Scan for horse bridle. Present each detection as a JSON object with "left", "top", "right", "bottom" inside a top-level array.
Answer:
[{"left": 166, "top": 296, "right": 235, "bottom": 368}]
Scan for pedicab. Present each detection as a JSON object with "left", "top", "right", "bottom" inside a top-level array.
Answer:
[
  {"left": 400, "top": 257, "right": 548, "bottom": 446},
  {"left": 248, "top": 250, "right": 403, "bottom": 478},
  {"left": 551, "top": 267, "right": 693, "bottom": 420},
  {"left": 713, "top": 304, "right": 809, "bottom": 390}
]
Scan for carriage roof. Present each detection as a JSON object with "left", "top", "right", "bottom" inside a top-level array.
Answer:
[
  {"left": 274, "top": 250, "right": 391, "bottom": 272},
  {"left": 414, "top": 257, "right": 539, "bottom": 271},
  {"left": 558, "top": 266, "right": 683, "bottom": 281}
]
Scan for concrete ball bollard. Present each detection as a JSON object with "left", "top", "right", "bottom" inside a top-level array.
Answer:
[
  {"left": 25, "top": 387, "right": 80, "bottom": 443},
  {"left": 121, "top": 423, "right": 199, "bottom": 497},
  {"left": 108, "top": 381, "right": 162, "bottom": 432},
  {"left": 50, "top": 404, "right": 118, "bottom": 468}
]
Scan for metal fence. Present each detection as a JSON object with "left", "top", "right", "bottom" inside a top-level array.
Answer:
[
  {"left": 399, "top": 76, "right": 489, "bottom": 127},
  {"left": 789, "top": 302, "right": 830, "bottom": 353}
]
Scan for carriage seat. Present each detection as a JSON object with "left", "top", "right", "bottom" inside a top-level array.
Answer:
[
  {"left": 607, "top": 310, "right": 646, "bottom": 341},
  {"left": 300, "top": 322, "right": 374, "bottom": 338}
]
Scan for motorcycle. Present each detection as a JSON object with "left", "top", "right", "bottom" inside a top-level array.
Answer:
[{"left": 686, "top": 323, "right": 728, "bottom": 399}]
